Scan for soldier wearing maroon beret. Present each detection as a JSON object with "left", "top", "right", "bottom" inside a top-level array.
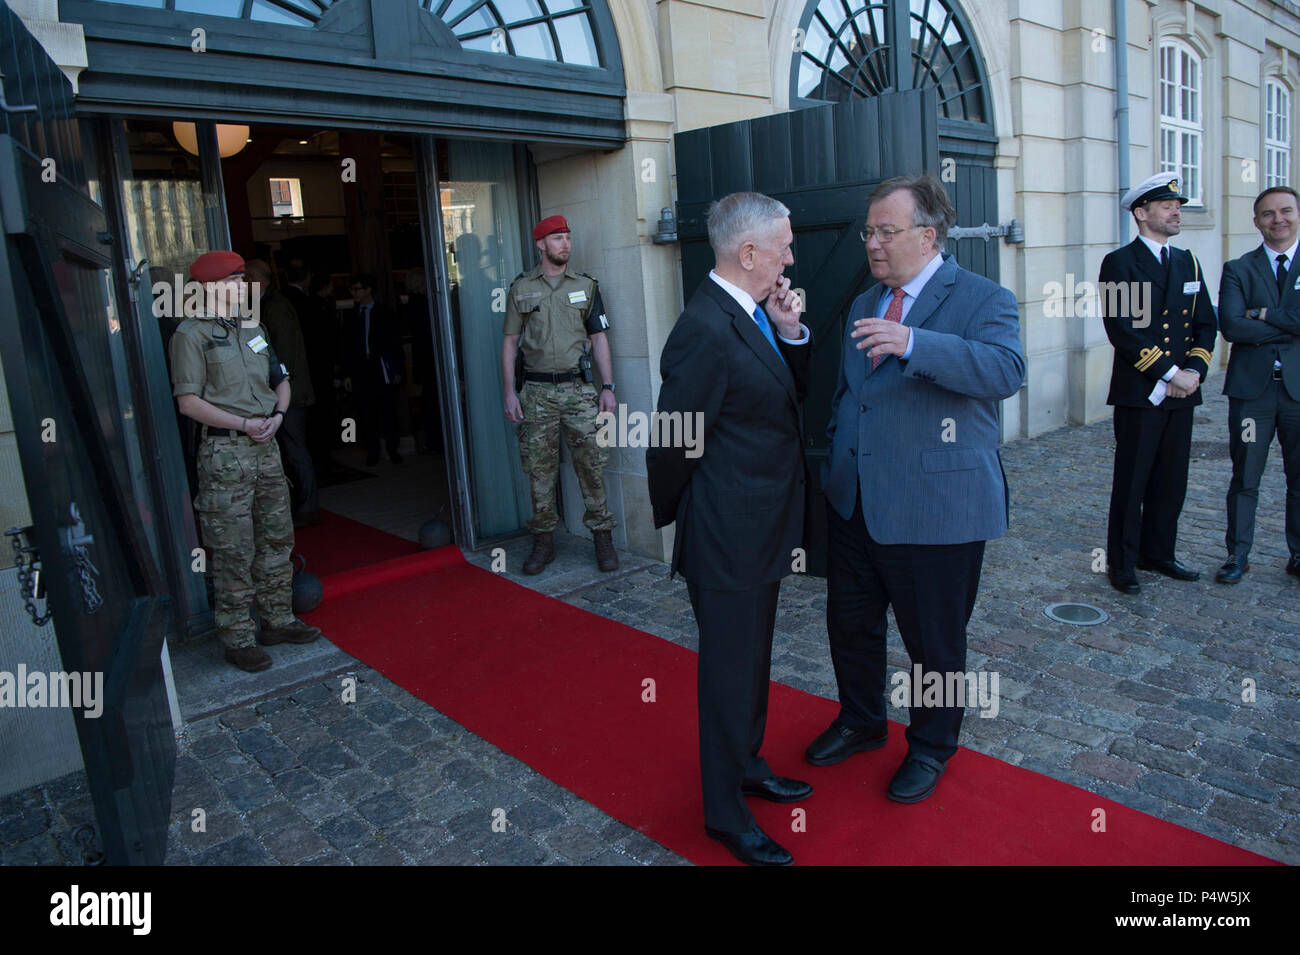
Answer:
[
  {"left": 169, "top": 250, "right": 323, "bottom": 671},
  {"left": 501, "top": 216, "right": 619, "bottom": 574}
]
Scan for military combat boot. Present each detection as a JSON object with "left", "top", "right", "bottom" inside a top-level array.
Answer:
[
  {"left": 259, "top": 618, "right": 323, "bottom": 645},
  {"left": 593, "top": 530, "right": 619, "bottom": 572},
  {"left": 523, "top": 532, "right": 555, "bottom": 575},
  {"left": 225, "top": 645, "right": 272, "bottom": 672}
]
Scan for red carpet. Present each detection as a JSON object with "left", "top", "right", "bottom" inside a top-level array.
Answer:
[
  {"left": 292, "top": 510, "right": 422, "bottom": 578},
  {"left": 305, "top": 548, "right": 1278, "bottom": 866}
]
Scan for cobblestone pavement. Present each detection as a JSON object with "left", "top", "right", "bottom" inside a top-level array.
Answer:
[{"left": 2, "top": 391, "right": 1296, "bottom": 865}]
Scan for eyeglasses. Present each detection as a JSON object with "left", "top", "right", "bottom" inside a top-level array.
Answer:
[{"left": 860, "top": 225, "right": 923, "bottom": 244}]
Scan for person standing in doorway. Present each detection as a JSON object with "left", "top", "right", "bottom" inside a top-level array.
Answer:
[
  {"left": 344, "top": 274, "right": 403, "bottom": 466},
  {"left": 246, "top": 258, "right": 319, "bottom": 527},
  {"left": 501, "top": 216, "right": 618, "bottom": 574},
  {"left": 169, "top": 250, "right": 323, "bottom": 672}
]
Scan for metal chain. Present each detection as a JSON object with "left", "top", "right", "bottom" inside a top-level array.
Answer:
[
  {"left": 74, "top": 546, "right": 103, "bottom": 615},
  {"left": 6, "top": 526, "right": 53, "bottom": 626}
]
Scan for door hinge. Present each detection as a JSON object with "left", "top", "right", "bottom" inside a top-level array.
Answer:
[{"left": 948, "top": 219, "right": 1025, "bottom": 244}]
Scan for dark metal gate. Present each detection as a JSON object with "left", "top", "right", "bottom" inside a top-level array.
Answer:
[
  {"left": 673, "top": 88, "right": 944, "bottom": 574},
  {"left": 1, "top": 7, "right": 175, "bottom": 865}
]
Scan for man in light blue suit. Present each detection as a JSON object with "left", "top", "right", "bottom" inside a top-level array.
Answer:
[{"left": 805, "top": 174, "right": 1025, "bottom": 804}]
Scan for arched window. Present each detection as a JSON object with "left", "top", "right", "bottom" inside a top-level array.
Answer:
[
  {"left": 1265, "top": 78, "right": 1292, "bottom": 187},
  {"left": 91, "top": 0, "right": 604, "bottom": 67},
  {"left": 1159, "top": 39, "right": 1202, "bottom": 204},
  {"left": 792, "top": 0, "right": 989, "bottom": 128}
]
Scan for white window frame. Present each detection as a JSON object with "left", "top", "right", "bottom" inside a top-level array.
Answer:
[
  {"left": 1265, "top": 79, "right": 1292, "bottom": 188},
  {"left": 1159, "top": 39, "right": 1203, "bottom": 205},
  {"left": 268, "top": 177, "right": 304, "bottom": 220}
]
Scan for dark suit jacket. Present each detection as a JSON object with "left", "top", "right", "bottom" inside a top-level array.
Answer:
[
  {"left": 646, "top": 278, "right": 811, "bottom": 591},
  {"left": 1100, "top": 238, "right": 1217, "bottom": 407},
  {"left": 343, "top": 301, "right": 401, "bottom": 387},
  {"left": 1218, "top": 244, "right": 1300, "bottom": 401},
  {"left": 284, "top": 284, "right": 339, "bottom": 395}
]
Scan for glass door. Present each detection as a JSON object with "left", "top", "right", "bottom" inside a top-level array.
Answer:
[
  {"left": 431, "top": 139, "right": 533, "bottom": 543},
  {"left": 101, "top": 117, "right": 226, "bottom": 629}
]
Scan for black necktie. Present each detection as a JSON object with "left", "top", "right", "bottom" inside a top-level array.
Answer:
[
  {"left": 1160, "top": 246, "right": 1168, "bottom": 269},
  {"left": 1278, "top": 254, "right": 1289, "bottom": 299}
]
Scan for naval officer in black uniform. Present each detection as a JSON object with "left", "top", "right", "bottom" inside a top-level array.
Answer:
[{"left": 1101, "top": 174, "right": 1218, "bottom": 594}]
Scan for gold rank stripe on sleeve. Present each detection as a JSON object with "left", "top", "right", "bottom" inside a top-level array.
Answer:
[
  {"left": 1189, "top": 347, "right": 1213, "bottom": 365},
  {"left": 1135, "top": 345, "right": 1162, "bottom": 372}
]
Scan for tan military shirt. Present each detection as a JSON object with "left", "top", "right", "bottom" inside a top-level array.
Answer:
[
  {"left": 503, "top": 264, "right": 606, "bottom": 374},
  {"left": 170, "top": 315, "right": 285, "bottom": 419}
]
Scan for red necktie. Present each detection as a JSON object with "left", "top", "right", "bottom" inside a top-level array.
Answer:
[{"left": 873, "top": 287, "right": 906, "bottom": 369}]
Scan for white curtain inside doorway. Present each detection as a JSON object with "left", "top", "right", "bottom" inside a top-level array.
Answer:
[{"left": 442, "top": 140, "right": 532, "bottom": 538}]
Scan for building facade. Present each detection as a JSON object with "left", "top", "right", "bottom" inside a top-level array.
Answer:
[{"left": 2, "top": 0, "right": 1297, "bottom": 800}]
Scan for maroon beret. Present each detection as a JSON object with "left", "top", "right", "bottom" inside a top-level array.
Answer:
[
  {"left": 189, "top": 250, "right": 245, "bottom": 282},
  {"left": 532, "top": 215, "right": 570, "bottom": 241}
]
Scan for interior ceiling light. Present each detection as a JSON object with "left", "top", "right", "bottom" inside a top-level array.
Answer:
[{"left": 172, "top": 122, "right": 250, "bottom": 158}]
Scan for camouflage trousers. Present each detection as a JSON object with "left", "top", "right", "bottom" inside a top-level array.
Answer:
[
  {"left": 516, "top": 380, "right": 615, "bottom": 534},
  {"left": 196, "top": 434, "right": 295, "bottom": 649}
]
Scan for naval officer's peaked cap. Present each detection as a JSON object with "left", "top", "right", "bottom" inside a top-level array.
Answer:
[{"left": 1121, "top": 174, "right": 1189, "bottom": 210}]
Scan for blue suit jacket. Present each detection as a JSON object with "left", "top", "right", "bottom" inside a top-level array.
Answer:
[{"left": 823, "top": 254, "right": 1025, "bottom": 545}]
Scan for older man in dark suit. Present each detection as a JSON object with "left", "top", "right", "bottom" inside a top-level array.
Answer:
[
  {"left": 1216, "top": 185, "right": 1300, "bottom": 583},
  {"left": 807, "top": 174, "right": 1024, "bottom": 804},
  {"left": 647, "top": 192, "right": 812, "bottom": 866}
]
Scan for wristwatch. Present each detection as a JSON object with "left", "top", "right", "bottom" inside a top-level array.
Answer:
[{"left": 601, "top": 383, "right": 615, "bottom": 393}]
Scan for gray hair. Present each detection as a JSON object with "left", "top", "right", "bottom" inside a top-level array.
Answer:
[
  {"left": 866, "top": 174, "right": 956, "bottom": 247},
  {"left": 706, "top": 192, "right": 790, "bottom": 259}
]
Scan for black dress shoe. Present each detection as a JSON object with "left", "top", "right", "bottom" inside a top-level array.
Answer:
[
  {"left": 1214, "top": 556, "right": 1249, "bottom": 584},
  {"left": 805, "top": 719, "right": 888, "bottom": 765},
  {"left": 705, "top": 824, "right": 793, "bottom": 866},
  {"left": 741, "top": 776, "right": 813, "bottom": 803},
  {"left": 1108, "top": 569, "right": 1140, "bottom": 594},
  {"left": 1136, "top": 557, "right": 1200, "bottom": 581},
  {"left": 1287, "top": 555, "right": 1300, "bottom": 577},
  {"left": 887, "top": 753, "right": 946, "bottom": 804}
]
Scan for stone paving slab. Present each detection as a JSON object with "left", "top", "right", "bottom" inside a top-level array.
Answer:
[{"left": 2, "top": 390, "right": 1295, "bottom": 865}]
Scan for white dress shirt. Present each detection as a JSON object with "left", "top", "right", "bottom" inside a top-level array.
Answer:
[{"left": 708, "top": 270, "right": 810, "bottom": 345}]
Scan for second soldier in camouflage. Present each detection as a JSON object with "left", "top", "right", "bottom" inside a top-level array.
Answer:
[{"left": 501, "top": 215, "right": 619, "bottom": 574}]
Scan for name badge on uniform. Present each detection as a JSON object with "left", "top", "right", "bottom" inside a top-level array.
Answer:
[
  {"left": 1182, "top": 281, "right": 1200, "bottom": 295},
  {"left": 568, "top": 290, "right": 588, "bottom": 305},
  {"left": 248, "top": 334, "right": 269, "bottom": 354}
]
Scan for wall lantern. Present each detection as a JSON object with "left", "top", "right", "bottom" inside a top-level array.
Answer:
[
  {"left": 172, "top": 122, "right": 250, "bottom": 158},
  {"left": 652, "top": 207, "right": 677, "bottom": 245}
]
